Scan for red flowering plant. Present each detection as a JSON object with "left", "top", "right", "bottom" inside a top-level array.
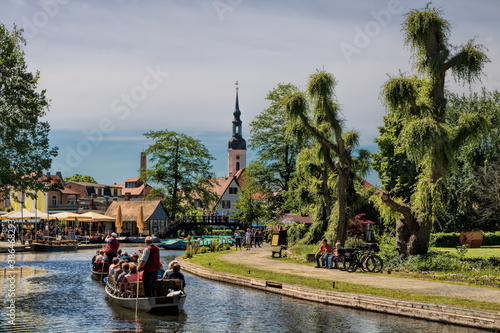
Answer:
[{"left": 347, "top": 213, "right": 375, "bottom": 238}]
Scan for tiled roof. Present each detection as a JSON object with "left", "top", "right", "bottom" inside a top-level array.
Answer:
[
  {"left": 125, "top": 177, "right": 140, "bottom": 182},
  {"left": 116, "top": 184, "right": 156, "bottom": 197},
  {"left": 60, "top": 188, "right": 80, "bottom": 195}
]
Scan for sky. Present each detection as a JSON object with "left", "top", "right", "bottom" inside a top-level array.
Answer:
[{"left": 1, "top": 0, "right": 499, "bottom": 186}]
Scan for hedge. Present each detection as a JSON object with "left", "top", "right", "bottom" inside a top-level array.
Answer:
[{"left": 431, "top": 231, "right": 500, "bottom": 247}]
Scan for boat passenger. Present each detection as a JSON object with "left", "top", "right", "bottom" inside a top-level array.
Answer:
[
  {"left": 163, "top": 263, "right": 186, "bottom": 289},
  {"left": 157, "top": 261, "right": 165, "bottom": 279},
  {"left": 129, "top": 253, "right": 139, "bottom": 263},
  {"left": 91, "top": 250, "right": 100, "bottom": 265},
  {"left": 124, "top": 263, "right": 142, "bottom": 285},
  {"left": 95, "top": 250, "right": 105, "bottom": 263},
  {"left": 116, "top": 263, "right": 130, "bottom": 292},
  {"left": 108, "top": 257, "right": 120, "bottom": 275},
  {"left": 120, "top": 251, "right": 131, "bottom": 262}
]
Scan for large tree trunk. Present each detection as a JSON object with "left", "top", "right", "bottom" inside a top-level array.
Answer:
[
  {"left": 381, "top": 192, "right": 431, "bottom": 255},
  {"left": 335, "top": 161, "right": 350, "bottom": 244}
]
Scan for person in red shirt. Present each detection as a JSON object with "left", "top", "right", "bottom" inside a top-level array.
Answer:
[
  {"left": 104, "top": 233, "right": 120, "bottom": 264},
  {"left": 314, "top": 238, "right": 332, "bottom": 268},
  {"left": 138, "top": 236, "right": 161, "bottom": 297}
]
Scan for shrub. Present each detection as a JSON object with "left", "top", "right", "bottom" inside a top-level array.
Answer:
[
  {"left": 430, "top": 232, "right": 461, "bottom": 247},
  {"left": 344, "top": 237, "right": 366, "bottom": 249},
  {"left": 199, "top": 246, "right": 210, "bottom": 254},
  {"left": 212, "top": 229, "right": 234, "bottom": 236},
  {"left": 483, "top": 232, "right": 500, "bottom": 245}
]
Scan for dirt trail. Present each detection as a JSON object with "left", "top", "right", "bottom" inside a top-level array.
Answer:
[{"left": 218, "top": 244, "right": 500, "bottom": 304}]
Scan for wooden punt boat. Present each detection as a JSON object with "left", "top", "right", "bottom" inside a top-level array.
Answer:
[
  {"left": 91, "top": 263, "right": 109, "bottom": 280},
  {"left": 30, "top": 240, "right": 78, "bottom": 251},
  {"left": 104, "top": 277, "right": 186, "bottom": 314}
]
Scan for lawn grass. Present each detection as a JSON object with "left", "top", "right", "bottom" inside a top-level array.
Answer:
[
  {"left": 433, "top": 246, "right": 500, "bottom": 259},
  {"left": 186, "top": 250, "right": 500, "bottom": 312}
]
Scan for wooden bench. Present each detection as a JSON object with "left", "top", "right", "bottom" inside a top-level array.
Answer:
[{"left": 271, "top": 245, "right": 287, "bottom": 258}]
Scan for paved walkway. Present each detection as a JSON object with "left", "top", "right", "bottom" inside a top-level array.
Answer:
[{"left": 217, "top": 244, "right": 500, "bottom": 305}]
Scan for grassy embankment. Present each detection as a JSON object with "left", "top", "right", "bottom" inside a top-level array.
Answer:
[{"left": 186, "top": 249, "right": 500, "bottom": 312}]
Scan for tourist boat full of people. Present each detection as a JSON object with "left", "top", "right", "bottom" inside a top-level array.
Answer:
[{"left": 104, "top": 276, "right": 187, "bottom": 314}]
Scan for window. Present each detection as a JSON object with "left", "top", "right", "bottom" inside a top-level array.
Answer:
[
  {"left": 195, "top": 199, "right": 203, "bottom": 208},
  {"left": 222, "top": 200, "right": 230, "bottom": 209},
  {"left": 51, "top": 195, "right": 58, "bottom": 206},
  {"left": 236, "top": 162, "right": 240, "bottom": 171},
  {"left": 229, "top": 187, "right": 238, "bottom": 194}
]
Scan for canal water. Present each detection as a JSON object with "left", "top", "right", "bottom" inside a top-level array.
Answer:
[{"left": 0, "top": 247, "right": 490, "bottom": 333}]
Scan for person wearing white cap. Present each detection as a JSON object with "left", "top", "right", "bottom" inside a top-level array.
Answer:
[{"left": 104, "top": 232, "right": 120, "bottom": 264}]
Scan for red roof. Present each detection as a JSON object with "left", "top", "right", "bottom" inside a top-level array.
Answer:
[{"left": 125, "top": 177, "right": 140, "bottom": 183}]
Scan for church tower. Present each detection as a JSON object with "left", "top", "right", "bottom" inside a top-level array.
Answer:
[{"left": 227, "top": 81, "right": 247, "bottom": 177}]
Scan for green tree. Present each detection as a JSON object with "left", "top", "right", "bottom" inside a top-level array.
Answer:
[
  {"left": 283, "top": 70, "right": 370, "bottom": 244},
  {"left": 374, "top": 5, "right": 489, "bottom": 255},
  {"left": 0, "top": 24, "right": 57, "bottom": 196},
  {"left": 233, "top": 168, "right": 277, "bottom": 225},
  {"left": 142, "top": 130, "right": 216, "bottom": 220},
  {"left": 64, "top": 174, "right": 98, "bottom": 184},
  {"left": 439, "top": 91, "right": 500, "bottom": 232},
  {"left": 249, "top": 83, "right": 306, "bottom": 210}
]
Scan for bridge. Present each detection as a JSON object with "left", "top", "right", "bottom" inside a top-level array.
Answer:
[{"left": 157, "top": 215, "right": 249, "bottom": 238}]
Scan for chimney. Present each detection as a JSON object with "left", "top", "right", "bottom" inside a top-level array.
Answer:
[{"left": 140, "top": 152, "right": 147, "bottom": 171}]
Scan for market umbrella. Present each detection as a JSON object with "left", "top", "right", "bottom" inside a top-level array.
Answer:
[
  {"left": 31, "top": 209, "right": 57, "bottom": 220},
  {"left": 80, "top": 211, "right": 116, "bottom": 236},
  {"left": 2, "top": 209, "right": 37, "bottom": 220},
  {"left": 115, "top": 206, "right": 123, "bottom": 235},
  {"left": 50, "top": 212, "right": 89, "bottom": 220},
  {"left": 136, "top": 206, "right": 144, "bottom": 236}
]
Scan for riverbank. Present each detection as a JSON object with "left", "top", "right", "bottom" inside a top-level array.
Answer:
[{"left": 180, "top": 244, "right": 500, "bottom": 331}]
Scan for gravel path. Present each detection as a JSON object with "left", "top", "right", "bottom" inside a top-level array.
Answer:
[{"left": 218, "top": 244, "right": 500, "bottom": 304}]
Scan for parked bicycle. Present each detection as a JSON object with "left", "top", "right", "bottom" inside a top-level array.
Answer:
[{"left": 339, "top": 244, "right": 383, "bottom": 273}]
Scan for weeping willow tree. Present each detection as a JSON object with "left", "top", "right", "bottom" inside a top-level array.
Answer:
[
  {"left": 375, "top": 5, "right": 490, "bottom": 255},
  {"left": 283, "top": 70, "right": 370, "bottom": 244}
]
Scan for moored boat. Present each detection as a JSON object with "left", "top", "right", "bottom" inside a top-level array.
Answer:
[
  {"left": 160, "top": 239, "right": 187, "bottom": 250},
  {"left": 30, "top": 240, "right": 78, "bottom": 252},
  {"left": 104, "top": 277, "right": 186, "bottom": 314}
]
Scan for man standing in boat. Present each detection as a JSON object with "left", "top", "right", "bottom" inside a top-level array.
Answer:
[
  {"left": 138, "top": 236, "right": 161, "bottom": 297},
  {"left": 104, "top": 232, "right": 120, "bottom": 264}
]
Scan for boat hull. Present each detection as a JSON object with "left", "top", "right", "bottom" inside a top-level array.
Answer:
[
  {"left": 160, "top": 239, "right": 187, "bottom": 250},
  {"left": 104, "top": 279, "right": 186, "bottom": 314},
  {"left": 30, "top": 244, "right": 78, "bottom": 252}
]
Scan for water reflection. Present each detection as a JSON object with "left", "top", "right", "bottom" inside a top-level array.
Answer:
[{"left": 0, "top": 248, "right": 491, "bottom": 333}]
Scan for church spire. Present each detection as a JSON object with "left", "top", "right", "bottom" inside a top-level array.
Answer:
[
  {"left": 232, "top": 81, "right": 242, "bottom": 136},
  {"left": 227, "top": 81, "right": 247, "bottom": 177}
]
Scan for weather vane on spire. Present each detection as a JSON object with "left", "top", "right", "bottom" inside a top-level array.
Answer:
[{"left": 235, "top": 80, "right": 239, "bottom": 91}]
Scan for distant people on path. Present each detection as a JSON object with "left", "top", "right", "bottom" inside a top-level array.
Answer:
[
  {"left": 245, "top": 228, "right": 252, "bottom": 250},
  {"left": 138, "top": 236, "right": 161, "bottom": 297},
  {"left": 234, "top": 229, "right": 242, "bottom": 250},
  {"left": 315, "top": 238, "right": 333, "bottom": 268}
]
